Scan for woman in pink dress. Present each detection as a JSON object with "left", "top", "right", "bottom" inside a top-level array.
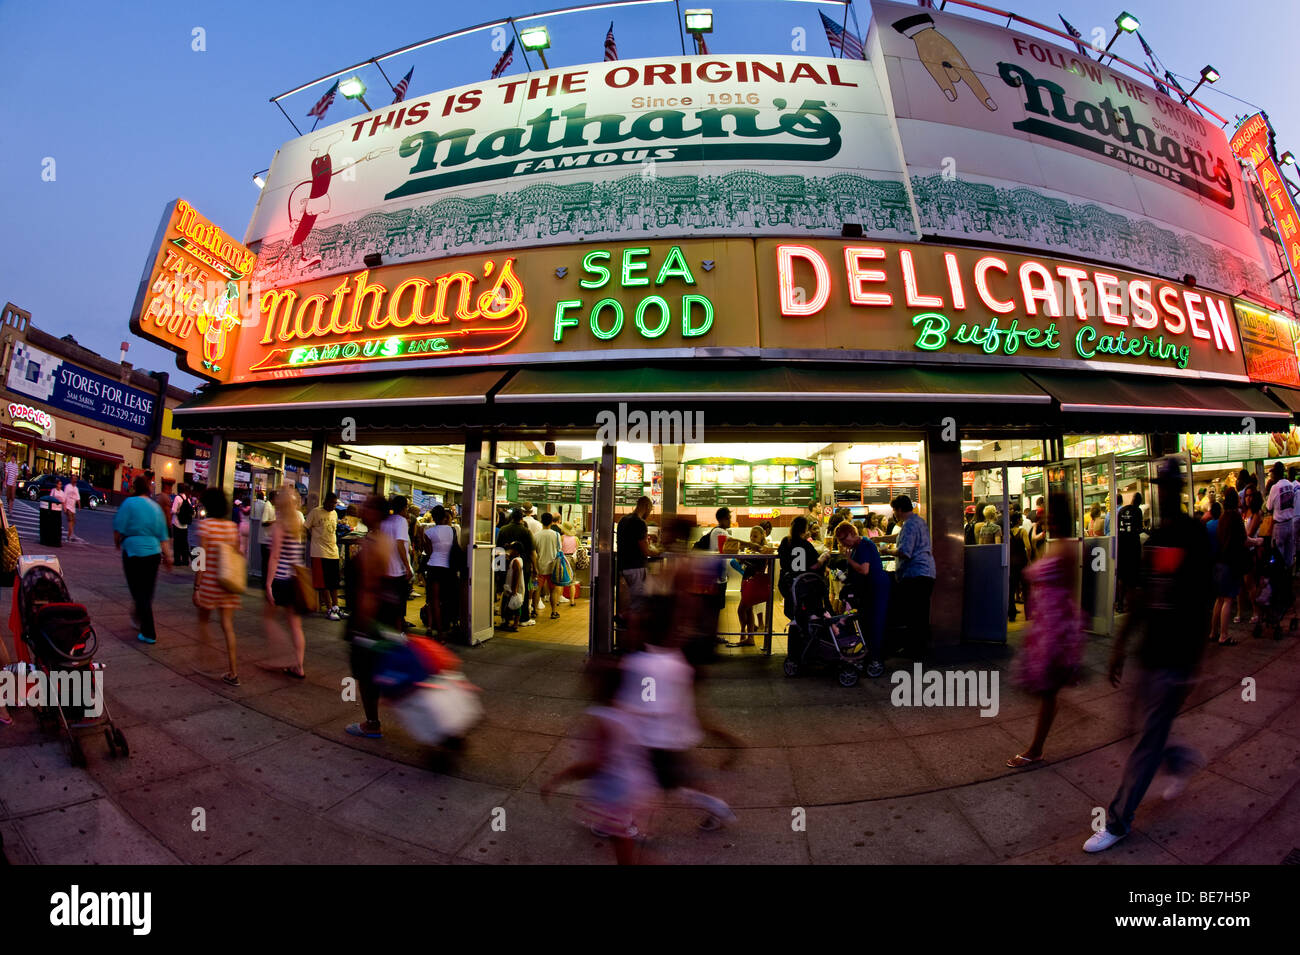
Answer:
[{"left": 1006, "top": 496, "right": 1086, "bottom": 768}]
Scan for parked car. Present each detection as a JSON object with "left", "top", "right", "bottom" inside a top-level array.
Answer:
[{"left": 21, "top": 475, "right": 106, "bottom": 508}]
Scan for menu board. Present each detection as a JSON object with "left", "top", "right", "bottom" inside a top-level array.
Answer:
[
  {"left": 860, "top": 456, "right": 921, "bottom": 506},
  {"left": 1236, "top": 302, "right": 1300, "bottom": 387},
  {"left": 682, "top": 457, "right": 818, "bottom": 510},
  {"left": 1183, "top": 432, "right": 1274, "bottom": 464}
]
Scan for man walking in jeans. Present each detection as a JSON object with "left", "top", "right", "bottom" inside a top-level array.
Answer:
[
  {"left": 889, "top": 495, "right": 936, "bottom": 658},
  {"left": 1266, "top": 461, "right": 1295, "bottom": 573},
  {"left": 1084, "top": 457, "right": 1210, "bottom": 852}
]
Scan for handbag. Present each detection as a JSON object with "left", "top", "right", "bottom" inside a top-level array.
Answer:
[
  {"left": 507, "top": 591, "right": 524, "bottom": 611},
  {"left": 574, "top": 544, "right": 590, "bottom": 571},
  {"left": 216, "top": 543, "right": 247, "bottom": 594},
  {"left": 292, "top": 562, "right": 318, "bottom": 613}
]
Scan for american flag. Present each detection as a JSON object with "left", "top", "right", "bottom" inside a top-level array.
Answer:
[
  {"left": 819, "top": 10, "right": 864, "bottom": 60},
  {"left": 604, "top": 21, "right": 618, "bottom": 61},
  {"left": 491, "top": 37, "right": 515, "bottom": 78},
  {"left": 306, "top": 80, "right": 339, "bottom": 119},
  {"left": 1057, "top": 16, "right": 1092, "bottom": 59},
  {"left": 391, "top": 67, "right": 413, "bottom": 104}
]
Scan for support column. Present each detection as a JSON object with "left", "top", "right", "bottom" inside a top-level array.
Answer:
[
  {"left": 592, "top": 441, "right": 616, "bottom": 655},
  {"left": 659, "top": 444, "right": 681, "bottom": 517},
  {"left": 462, "top": 434, "right": 493, "bottom": 646},
  {"left": 926, "top": 428, "right": 964, "bottom": 646},
  {"left": 307, "top": 434, "right": 328, "bottom": 511},
  {"left": 209, "top": 435, "right": 238, "bottom": 495}
]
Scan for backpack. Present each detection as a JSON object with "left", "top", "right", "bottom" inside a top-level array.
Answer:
[
  {"left": 692, "top": 533, "right": 712, "bottom": 551},
  {"left": 178, "top": 497, "right": 194, "bottom": 526}
]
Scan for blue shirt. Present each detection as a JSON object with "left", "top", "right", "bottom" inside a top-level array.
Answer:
[
  {"left": 895, "top": 514, "right": 937, "bottom": 579},
  {"left": 114, "top": 495, "right": 169, "bottom": 557},
  {"left": 850, "top": 538, "right": 890, "bottom": 595}
]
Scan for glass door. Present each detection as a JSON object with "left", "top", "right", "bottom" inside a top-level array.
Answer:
[
  {"left": 962, "top": 464, "right": 1009, "bottom": 641},
  {"left": 1079, "top": 453, "right": 1117, "bottom": 635},
  {"left": 469, "top": 462, "right": 498, "bottom": 645},
  {"left": 1044, "top": 459, "right": 1083, "bottom": 615}
]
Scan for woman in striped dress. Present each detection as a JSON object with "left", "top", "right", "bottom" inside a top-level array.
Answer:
[
  {"left": 195, "top": 488, "right": 242, "bottom": 686},
  {"left": 264, "top": 484, "right": 308, "bottom": 679}
]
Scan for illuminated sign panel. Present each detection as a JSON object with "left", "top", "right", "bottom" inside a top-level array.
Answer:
[
  {"left": 1230, "top": 112, "right": 1300, "bottom": 296},
  {"left": 229, "top": 238, "right": 754, "bottom": 380},
  {"left": 7, "top": 402, "right": 53, "bottom": 436},
  {"left": 243, "top": 55, "right": 907, "bottom": 289},
  {"left": 870, "top": 0, "right": 1279, "bottom": 306},
  {"left": 1234, "top": 300, "right": 1300, "bottom": 387},
  {"left": 759, "top": 238, "right": 1247, "bottom": 378},
  {"left": 129, "top": 199, "right": 255, "bottom": 382}
]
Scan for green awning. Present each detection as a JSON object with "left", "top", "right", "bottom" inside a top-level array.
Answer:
[
  {"left": 172, "top": 370, "right": 506, "bottom": 420},
  {"left": 1029, "top": 373, "right": 1290, "bottom": 421},
  {"left": 494, "top": 365, "right": 1050, "bottom": 404}
]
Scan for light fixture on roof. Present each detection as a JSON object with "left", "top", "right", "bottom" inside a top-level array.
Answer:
[
  {"left": 1102, "top": 11, "right": 1140, "bottom": 55},
  {"left": 519, "top": 25, "right": 551, "bottom": 69},
  {"left": 339, "top": 75, "right": 371, "bottom": 110},
  {"left": 1282, "top": 151, "right": 1296, "bottom": 166},
  {"left": 684, "top": 8, "right": 713, "bottom": 53},
  {"left": 253, "top": 169, "right": 269, "bottom": 189},
  {"left": 1187, "top": 64, "right": 1219, "bottom": 99}
]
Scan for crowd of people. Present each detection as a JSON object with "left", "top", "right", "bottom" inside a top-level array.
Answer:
[
  {"left": 110, "top": 478, "right": 468, "bottom": 740},
  {"left": 495, "top": 502, "right": 586, "bottom": 633}
]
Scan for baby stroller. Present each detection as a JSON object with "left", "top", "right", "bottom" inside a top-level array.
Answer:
[
  {"left": 782, "top": 572, "right": 867, "bottom": 687},
  {"left": 17, "top": 565, "right": 127, "bottom": 766},
  {"left": 1253, "top": 544, "right": 1297, "bottom": 641}
]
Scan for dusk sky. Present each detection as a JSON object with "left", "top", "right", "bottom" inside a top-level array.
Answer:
[{"left": 1, "top": 0, "right": 1293, "bottom": 391}]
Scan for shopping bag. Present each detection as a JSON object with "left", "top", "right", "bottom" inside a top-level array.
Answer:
[
  {"left": 292, "top": 563, "right": 318, "bottom": 613},
  {"left": 391, "top": 673, "right": 483, "bottom": 744}
]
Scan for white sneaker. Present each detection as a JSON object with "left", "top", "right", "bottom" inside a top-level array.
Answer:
[
  {"left": 1163, "top": 775, "right": 1190, "bottom": 801},
  {"left": 1082, "top": 829, "right": 1126, "bottom": 853},
  {"left": 520, "top": 619, "right": 537, "bottom": 627},
  {"left": 557, "top": 595, "right": 570, "bottom": 604}
]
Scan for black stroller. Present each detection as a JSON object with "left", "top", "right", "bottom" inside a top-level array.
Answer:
[
  {"left": 17, "top": 565, "right": 127, "bottom": 766},
  {"left": 782, "top": 572, "right": 867, "bottom": 687},
  {"left": 1253, "top": 544, "right": 1298, "bottom": 641}
]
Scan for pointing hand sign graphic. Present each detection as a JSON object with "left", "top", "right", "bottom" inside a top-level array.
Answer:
[{"left": 893, "top": 13, "right": 997, "bottom": 112}]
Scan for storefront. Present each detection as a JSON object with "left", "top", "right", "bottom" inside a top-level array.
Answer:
[
  {"left": 133, "top": 6, "right": 1300, "bottom": 654},
  {"left": 0, "top": 310, "right": 190, "bottom": 497}
]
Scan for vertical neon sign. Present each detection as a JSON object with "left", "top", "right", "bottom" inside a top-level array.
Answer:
[{"left": 1231, "top": 112, "right": 1300, "bottom": 300}]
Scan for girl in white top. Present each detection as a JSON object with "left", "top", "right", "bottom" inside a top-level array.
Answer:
[
  {"left": 56, "top": 478, "right": 79, "bottom": 542},
  {"left": 421, "top": 504, "right": 456, "bottom": 636}
]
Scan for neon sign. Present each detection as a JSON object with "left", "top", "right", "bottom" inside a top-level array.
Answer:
[
  {"left": 553, "top": 245, "right": 714, "bottom": 342},
  {"left": 249, "top": 258, "right": 527, "bottom": 371},
  {"left": 1230, "top": 112, "right": 1300, "bottom": 297},
  {"left": 7, "top": 403, "right": 52, "bottom": 433},
  {"left": 776, "top": 243, "right": 1238, "bottom": 366}
]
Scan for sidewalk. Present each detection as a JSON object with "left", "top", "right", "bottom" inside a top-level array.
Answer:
[{"left": 2, "top": 540, "right": 1298, "bottom": 865}]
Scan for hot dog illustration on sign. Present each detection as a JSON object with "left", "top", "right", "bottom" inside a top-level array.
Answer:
[
  {"left": 893, "top": 12, "right": 997, "bottom": 111},
  {"left": 276, "top": 131, "right": 393, "bottom": 272}
]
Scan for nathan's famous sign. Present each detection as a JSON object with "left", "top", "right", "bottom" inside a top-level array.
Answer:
[
  {"left": 243, "top": 55, "right": 907, "bottom": 286},
  {"left": 130, "top": 199, "right": 255, "bottom": 382},
  {"left": 870, "top": 0, "right": 1277, "bottom": 306},
  {"left": 226, "top": 238, "right": 755, "bottom": 381},
  {"left": 1230, "top": 112, "right": 1300, "bottom": 294}
]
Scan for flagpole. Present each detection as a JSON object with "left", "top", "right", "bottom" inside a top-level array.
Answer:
[
  {"left": 275, "top": 100, "right": 303, "bottom": 137},
  {"left": 508, "top": 18, "right": 534, "bottom": 72},
  {"left": 839, "top": 3, "right": 850, "bottom": 58},
  {"left": 372, "top": 59, "right": 398, "bottom": 95},
  {"left": 847, "top": 1, "right": 863, "bottom": 43}
]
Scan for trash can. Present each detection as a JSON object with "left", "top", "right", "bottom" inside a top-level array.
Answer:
[{"left": 38, "top": 496, "right": 62, "bottom": 548}]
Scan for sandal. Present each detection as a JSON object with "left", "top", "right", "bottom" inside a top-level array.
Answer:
[
  {"left": 1217, "top": 638, "right": 1240, "bottom": 646},
  {"left": 1006, "top": 753, "right": 1043, "bottom": 768},
  {"left": 281, "top": 667, "right": 306, "bottom": 679},
  {"left": 346, "top": 722, "right": 382, "bottom": 739},
  {"left": 221, "top": 673, "right": 241, "bottom": 687}
]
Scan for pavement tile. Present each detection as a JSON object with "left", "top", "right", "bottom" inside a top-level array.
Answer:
[
  {"left": 229, "top": 734, "right": 396, "bottom": 812},
  {"left": 327, "top": 766, "right": 509, "bottom": 855},
  {"left": 948, "top": 767, "right": 1100, "bottom": 860},
  {"left": 245, "top": 681, "right": 356, "bottom": 731},
  {"left": 455, "top": 791, "right": 629, "bottom": 865},
  {"left": 1210, "top": 728, "right": 1300, "bottom": 796},
  {"left": 83, "top": 724, "right": 209, "bottom": 794},
  {"left": 0, "top": 820, "right": 36, "bottom": 864},
  {"left": 1003, "top": 827, "right": 1183, "bottom": 864},
  {"left": 103, "top": 676, "right": 227, "bottom": 723},
  {"left": 645, "top": 806, "right": 811, "bottom": 864},
  {"left": 1, "top": 741, "right": 108, "bottom": 815},
  {"left": 1138, "top": 770, "right": 1274, "bottom": 865},
  {"left": 1209, "top": 802, "right": 1300, "bottom": 864},
  {"left": 436, "top": 722, "right": 559, "bottom": 789},
  {"left": 903, "top": 722, "right": 1029, "bottom": 788},
  {"left": 807, "top": 791, "right": 996, "bottom": 864},
  {"left": 478, "top": 690, "right": 587, "bottom": 738},
  {"left": 158, "top": 702, "right": 298, "bottom": 761},
  {"left": 16, "top": 798, "right": 181, "bottom": 865},
  {"left": 789, "top": 737, "right": 940, "bottom": 804}
]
